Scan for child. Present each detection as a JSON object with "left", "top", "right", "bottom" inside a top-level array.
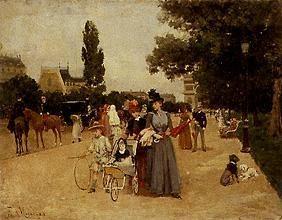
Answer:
[
  {"left": 114, "top": 138, "right": 132, "bottom": 166},
  {"left": 71, "top": 114, "right": 82, "bottom": 143},
  {"left": 83, "top": 121, "right": 112, "bottom": 193}
]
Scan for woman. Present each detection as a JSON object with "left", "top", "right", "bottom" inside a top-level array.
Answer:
[
  {"left": 99, "top": 104, "right": 111, "bottom": 138},
  {"left": 126, "top": 104, "right": 147, "bottom": 188},
  {"left": 107, "top": 105, "right": 122, "bottom": 145},
  {"left": 178, "top": 105, "right": 193, "bottom": 150},
  {"left": 146, "top": 92, "right": 181, "bottom": 199}
]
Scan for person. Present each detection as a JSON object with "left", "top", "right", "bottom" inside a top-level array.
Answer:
[
  {"left": 178, "top": 105, "right": 193, "bottom": 150},
  {"left": 39, "top": 95, "right": 50, "bottom": 131},
  {"left": 99, "top": 104, "right": 111, "bottom": 138},
  {"left": 114, "top": 138, "right": 131, "bottom": 165},
  {"left": 126, "top": 102, "right": 147, "bottom": 188},
  {"left": 107, "top": 105, "right": 122, "bottom": 145},
  {"left": 83, "top": 121, "right": 112, "bottom": 193},
  {"left": 70, "top": 114, "right": 82, "bottom": 143},
  {"left": 192, "top": 104, "right": 207, "bottom": 152},
  {"left": 7, "top": 94, "right": 28, "bottom": 133},
  {"left": 145, "top": 91, "right": 181, "bottom": 199}
]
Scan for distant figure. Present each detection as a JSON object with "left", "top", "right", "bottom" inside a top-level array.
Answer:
[
  {"left": 39, "top": 95, "right": 50, "bottom": 131},
  {"left": 178, "top": 105, "right": 193, "bottom": 150},
  {"left": 192, "top": 104, "right": 207, "bottom": 152},
  {"left": 7, "top": 93, "right": 28, "bottom": 133},
  {"left": 99, "top": 104, "right": 111, "bottom": 138},
  {"left": 71, "top": 114, "right": 82, "bottom": 143},
  {"left": 107, "top": 105, "right": 122, "bottom": 145}
]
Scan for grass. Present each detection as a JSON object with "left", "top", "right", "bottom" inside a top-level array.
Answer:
[{"left": 237, "top": 114, "right": 282, "bottom": 198}]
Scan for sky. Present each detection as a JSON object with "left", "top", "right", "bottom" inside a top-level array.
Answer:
[{"left": 0, "top": 0, "right": 184, "bottom": 101}]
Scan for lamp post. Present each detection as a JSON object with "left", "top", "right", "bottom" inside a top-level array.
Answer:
[
  {"left": 240, "top": 42, "right": 251, "bottom": 153},
  {"left": 193, "top": 82, "right": 199, "bottom": 108}
]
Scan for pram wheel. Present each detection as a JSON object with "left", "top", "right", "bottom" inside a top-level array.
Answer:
[
  {"left": 110, "top": 178, "right": 119, "bottom": 202},
  {"left": 132, "top": 176, "right": 139, "bottom": 195},
  {"left": 74, "top": 157, "right": 91, "bottom": 190}
]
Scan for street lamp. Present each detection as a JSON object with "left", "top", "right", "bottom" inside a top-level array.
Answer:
[
  {"left": 193, "top": 82, "right": 199, "bottom": 109},
  {"left": 240, "top": 42, "right": 251, "bottom": 153}
]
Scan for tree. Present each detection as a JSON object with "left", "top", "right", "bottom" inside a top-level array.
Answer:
[
  {"left": 147, "top": 0, "right": 281, "bottom": 116},
  {"left": 0, "top": 75, "right": 42, "bottom": 110},
  {"left": 82, "top": 20, "right": 106, "bottom": 92}
]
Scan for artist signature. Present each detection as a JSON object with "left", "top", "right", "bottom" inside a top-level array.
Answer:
[{"left": 5, "top": 206, "right": 46, "bottom": 219}]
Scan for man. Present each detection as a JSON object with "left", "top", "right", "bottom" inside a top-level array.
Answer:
[
  {"left": 192, "top": 104, "right": 207, "bottom": 152},
  {"left": 7, "top": 94, "right": 28, "bottom": 133},
  {"left": 39, "top": 95, "right": 50, "bottom": 131}
]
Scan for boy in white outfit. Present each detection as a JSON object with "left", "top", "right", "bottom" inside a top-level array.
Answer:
[{"left": 83, "top": 121, "right": 112, "bottom": 193}]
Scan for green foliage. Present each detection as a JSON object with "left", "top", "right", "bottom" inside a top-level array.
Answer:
[
  {"left": 105, "top": 91, "right": 125, "bottom": 110},
  {"left": 44, "top": 91, "right": 66, "bottom": 115},
  {"left": 147, "top": 0, "right": 282, "bottom": 112},
  {"left": 0, "top": 75, "right": 42, "bottom": 110},
  {"left": 237, "top": 114, "right": 282, "bottom": 197},
  {"left": 82, "top": 20, "right": 106, "bottom": 91}
]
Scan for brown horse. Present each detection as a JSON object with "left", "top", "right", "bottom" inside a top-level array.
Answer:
[
  {"left": 14, "top": 116, "right": 29, "bottom": 155},
  {"left": 23, "top": 108, "right": 62, "bottom": 148}
]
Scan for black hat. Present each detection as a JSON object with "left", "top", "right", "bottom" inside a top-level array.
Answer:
[{"left": 148, "top": 90, "right": 164, "bottom": 103}]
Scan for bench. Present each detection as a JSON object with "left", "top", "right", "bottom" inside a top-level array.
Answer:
[{"left": 219, "top": 120, "right": 241, "bottom": 138}]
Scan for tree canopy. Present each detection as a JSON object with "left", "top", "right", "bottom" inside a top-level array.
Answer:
[
  {"left": 147, "top": 0, "right": 282, "bottom": 111},
  {"left": 82, "top": 20, "right": 106, "bottom": 92},
  {"left": 0, "top": 75, "right": 42, "bottom": 110}
]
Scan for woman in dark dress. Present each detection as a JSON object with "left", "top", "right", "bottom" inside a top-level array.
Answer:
[
  {"left": 126, "top": 103, "right": 147, "bottom": 188},
  {"left": 146, "top": 93, "right": 181, "bottom": 199}
]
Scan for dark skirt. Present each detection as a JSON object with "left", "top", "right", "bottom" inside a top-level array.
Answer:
[
  {"left": 147, "top": 137, "right": 181, "bottom": 195},
  {"left": 136, "top": 145, "right": 147, "bottom": 188}
]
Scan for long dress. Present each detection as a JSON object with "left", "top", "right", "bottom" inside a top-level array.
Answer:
[
  {"left": 146, "top": 110, "right": 181, "bottom": 195},
  {"left": 178, "top": 112, "right": 193, "bottom": 149},
  {"left": 127, "top": 115, "right": 147, "bottom": 188}
]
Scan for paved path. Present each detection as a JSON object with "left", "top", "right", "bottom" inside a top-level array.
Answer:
[{"left": 0, "top": 117, "right": 281, "bottom": 219}]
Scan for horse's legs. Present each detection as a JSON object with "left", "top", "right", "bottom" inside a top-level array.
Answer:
[
  {"left": 35, "top": 130, "right": 39, "bottom": 148},
  {"left": 52, "top": 128, "right": 57, "bottom": 147},
  {"left": 24, "top": 130, "right": 28, "bottom": 153},
  {"left": 14, "top": 132, "right": 19, "bottom": 155},
  {"left": 57, "top": 126, "right": 62, "bottom": 146},
  {"left": 19, "top": 133, "right": 23, "bottom": 155},
  {"left": 40, "top": 131, "right": 45, "bottom": 148}
]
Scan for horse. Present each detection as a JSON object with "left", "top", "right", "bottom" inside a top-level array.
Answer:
[
  {"left": 14, "top": 116, "right": 29, "bottom": 156},
  {"left": 23, "top": 108, "right": 62, "bottom": 148}
]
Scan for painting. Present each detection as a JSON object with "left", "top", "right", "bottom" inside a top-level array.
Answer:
[{"left": 0, "top": 0, "right": 281, "bottom": 219}]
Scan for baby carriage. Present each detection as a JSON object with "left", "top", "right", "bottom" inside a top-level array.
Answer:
[{"left": 102, "top": 138, "right": 139, "bottom": 202}]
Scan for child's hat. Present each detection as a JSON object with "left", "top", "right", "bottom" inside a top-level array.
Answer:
[{"left": 88, "top": 121, "right": 104, "bottom": 131}]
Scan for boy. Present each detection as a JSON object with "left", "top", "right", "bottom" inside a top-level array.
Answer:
[{"left": 84, "top": 121, "right": 112, "bottom": 193}]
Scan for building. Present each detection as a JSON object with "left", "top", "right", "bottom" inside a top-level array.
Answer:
[
  {"left": 183, "top": 74, "right": 197, "bottom": 107},
  {"left": 59, "top": 64, "right": 85, "bottom": 93},
  {"left": 0, "top": 55, "right": 26, "bottom": 85},
  {"left": 160, "top": 93, "right": 176, "bottom": 103},
  {"left": 38, "top": 63, "right": 85, "bottom": 94},
  {"left": 39, "top": 66, "right": 66, "bottom": 94}
]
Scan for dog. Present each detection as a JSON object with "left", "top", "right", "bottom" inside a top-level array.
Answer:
[
  {"left": 239, "top": 164, "right": 259, "bottom": 181},
  {"left": 220, "top": 154, "right": 240, "bottom": 186}
]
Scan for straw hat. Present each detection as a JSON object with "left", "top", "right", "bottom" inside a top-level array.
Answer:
[{"left": 88, "top": 121, "right": 104, "bottom": 131}]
